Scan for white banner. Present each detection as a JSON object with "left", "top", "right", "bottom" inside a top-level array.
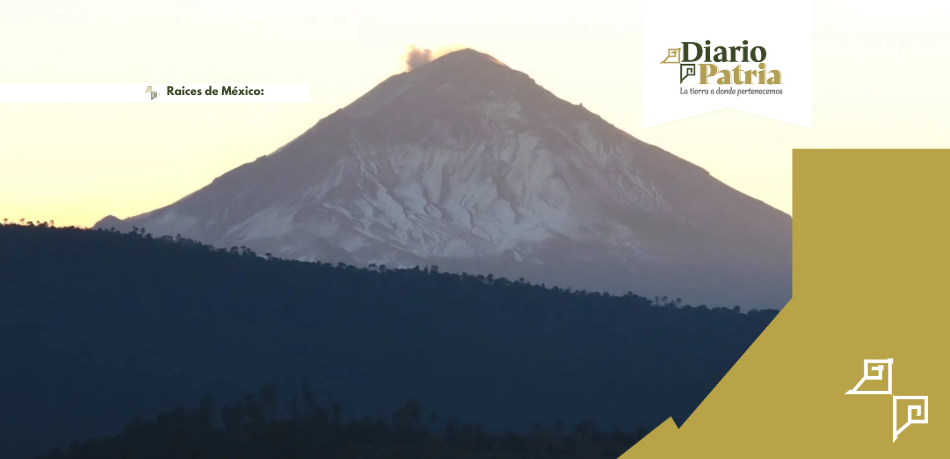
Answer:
[
  {"left": 0, "top": 84, "right": 311, "bottom": 103},
  {"left": 641, "top": 1, "right": 813, "bottom": 128}
]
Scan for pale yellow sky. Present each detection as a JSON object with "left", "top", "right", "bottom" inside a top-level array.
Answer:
[{"left": 2, "top": 0, "right": 949, "bottom": 227}]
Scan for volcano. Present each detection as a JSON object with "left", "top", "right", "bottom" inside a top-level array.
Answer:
[{"left": 96, "top": 49, "right": 791, "bottom": 309}]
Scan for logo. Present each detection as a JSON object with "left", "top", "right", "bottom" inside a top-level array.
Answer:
[
  {"left": 145, "top": 86, "right": 158, "bottom": 100},
  {"left": 641, "top": 2, "right": 812, "bottom": 127},
  {"left": 845, "top": 358, "right": 928, "bottom": 442},
  {"left": 660, "top": 41, "right": 782, "bottom": 85},
  {"left": 845, "top": 358, "right": 893, "bottom": 395}
]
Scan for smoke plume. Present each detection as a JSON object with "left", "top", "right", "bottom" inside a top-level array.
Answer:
[{"left": 405, "top": 46, "right": 434, "bottom": 72}]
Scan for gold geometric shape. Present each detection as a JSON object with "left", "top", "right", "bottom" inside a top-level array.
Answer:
[{"left": 661, "top": 48, "right": 681, "bottom": 64}]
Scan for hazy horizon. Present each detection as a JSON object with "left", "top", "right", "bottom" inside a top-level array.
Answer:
[{"left": 3, "top": 0, "right": 950, "bottom": 227}]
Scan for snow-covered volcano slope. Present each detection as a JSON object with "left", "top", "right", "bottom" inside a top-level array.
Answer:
[{"left": 96, "top": 49, "right": 791, "bottom": 309}]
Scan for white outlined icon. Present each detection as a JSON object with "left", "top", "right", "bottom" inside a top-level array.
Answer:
[
  {"left": 893, "top": 396, "right": 928, "bottom": 443},
  {"left": 845, "top": 358, "right": 893, "bottom": 394},
  {"left": 845, "top": 358, "right": 928, "bottom": 442}
]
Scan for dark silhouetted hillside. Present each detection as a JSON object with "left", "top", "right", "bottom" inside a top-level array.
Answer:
[
  {"left": 0, "top": 222, "right": 777, "bottom": 458},
  {"left": 31, "top": 383, "right": 650, "bottom": 459}
]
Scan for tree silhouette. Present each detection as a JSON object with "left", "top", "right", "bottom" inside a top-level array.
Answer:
[{"left": 31, "top": 384, "right": 654, "bottom": 459}]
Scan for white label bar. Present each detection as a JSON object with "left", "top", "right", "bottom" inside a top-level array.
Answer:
[{"left": 0, "top": 84, "right": 311, "bottom": 103}]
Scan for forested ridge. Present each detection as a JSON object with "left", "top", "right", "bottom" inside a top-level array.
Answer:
[
  {"left": 32, "top": 383, "right": 650, "bottom": 459},
  {"left": 0, "top": 222, "right": 778, "bottom": 458}
]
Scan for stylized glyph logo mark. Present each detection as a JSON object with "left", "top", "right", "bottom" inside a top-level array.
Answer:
[
  {"left": 659, "top": 49, "right": 694, "bottom": 83},
  {"left": 845, "top": 358, "right": 928, "bottom": 442},
  {"left": 145, "top": 85, "right": 158, "bottom": 100},
  {"left": 660, "top": 48, "right": 681, "bottom": 64},
  {"left": 679, "top": 65, "right": 695, "bottom": 84},
  {"left": 845, "top": 358, "right": 892, "bottom": 394},
  {"left": 893, "top": 396, "right": 928, "bottom": 443}
]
